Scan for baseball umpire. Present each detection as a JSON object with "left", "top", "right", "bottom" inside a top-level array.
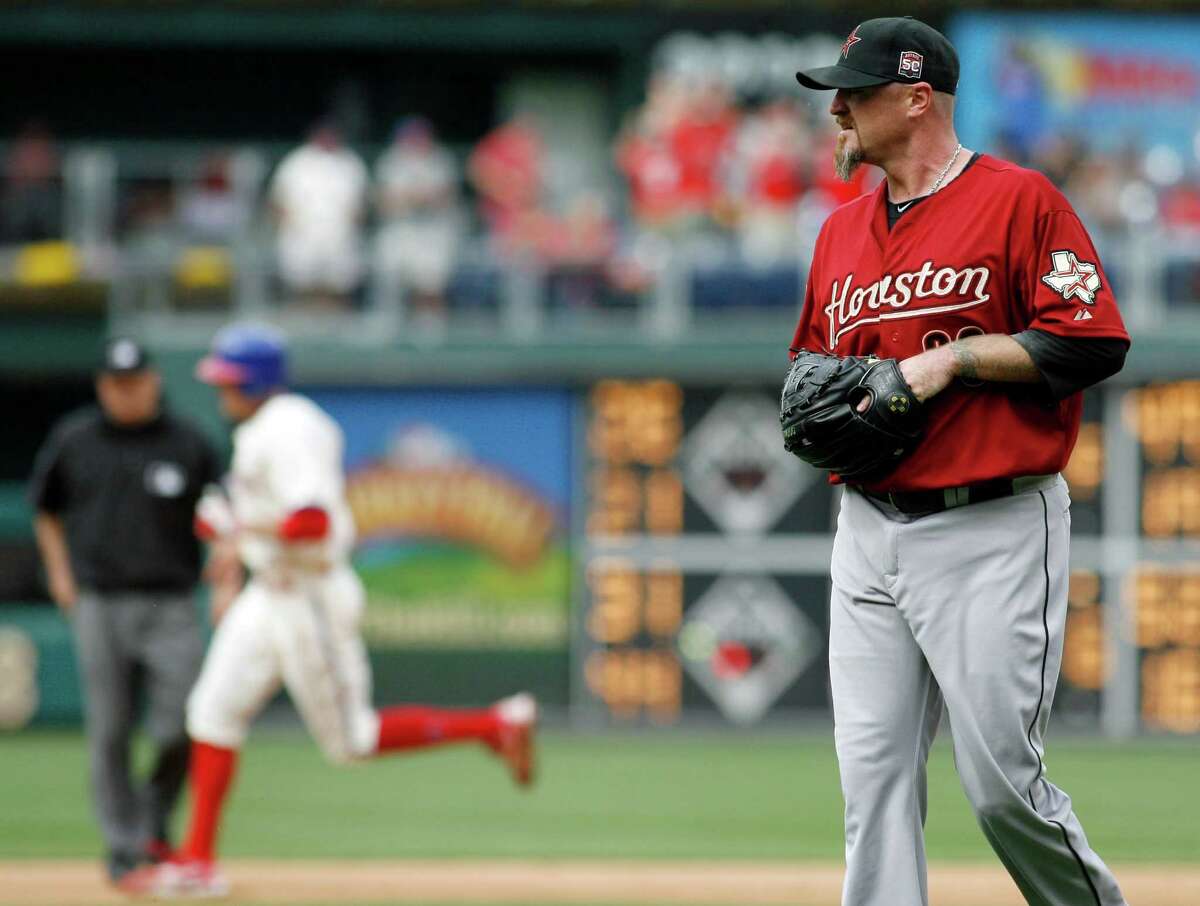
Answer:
[
  {"left": 783, "top": 18, "right": 1130, "bottom": 906},
  {"left": 29, "top": 337, "right": 220, "bottom": 886}
]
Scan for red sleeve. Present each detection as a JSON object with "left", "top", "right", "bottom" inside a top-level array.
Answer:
[
  {"left": 278, "top": 506, "right": 330, "bottom": 542},
  {"left": 194, "top": 514, "right": 219, "bottom": 542},
  {"left": 1020, "top": 206, "right": 1129, "bottom": 342}
]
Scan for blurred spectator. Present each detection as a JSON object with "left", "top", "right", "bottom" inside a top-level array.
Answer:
[
  {"left": 727, "top": 99, "right": 808, "bottom": 267},
  {"left": 542, "top": 193, "right": 618, "bottom": 310},
  {"left": 373, "top": 117, "right": 463, "bottom": 319},
  {"left": 468, "top": 113, "right": 545, "bottom": 256},
  {"left": 269, "top": 120, "right": 368, "bottom": 307},
  {"left": 617, "top": 74, "right": 739, "bottom": 231},
  {"left": 550, "top": 193, "right": 617, "bottom": 266},
  {"left": 1034, "top": 135, "right": 1088, "bottom": 189},
  {"left": 616, "top": 113, "right": 684, "bottom": 231},
  {"left": 3, "top": 120, "right": 61, "bottom": 242},
  {"left": 615, "top": 75, "right": 688, "bottom": 231},
  {"left": 1161, "top": 179, "right": 1200, "bottom": 230},
  {"left": 612, "top": 74, "right": 740, "bottom": 294},
  {"left": 1062, "top": 154, "right": 1128, "bottom": 232},
  {"left": 120, "top": 179, "right": 176, "bottom": 264},
  {"left": 178, "top": 155, "right": 248, "bottom": 245},
  {"left": 994, "top": 41, "right": 1049, "bottom": 162},
  {"left": 670, "top": 79, "right": 738, "bottom": 225}
]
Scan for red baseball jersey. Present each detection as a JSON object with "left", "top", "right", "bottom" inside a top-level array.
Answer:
[{"left": 789, "top": 153, "right": 1129, "bottom": 492}]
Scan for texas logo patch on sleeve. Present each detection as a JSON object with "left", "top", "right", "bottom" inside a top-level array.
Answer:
[{"left": 1041, "top": 250, "right": 1101, "bottom": 305}]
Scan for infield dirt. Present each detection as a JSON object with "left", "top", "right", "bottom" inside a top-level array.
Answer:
[{"left": 3, "top": 860, "right": 1198, "bottom": 906}]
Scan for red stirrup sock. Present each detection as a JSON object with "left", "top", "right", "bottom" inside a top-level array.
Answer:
[
  {"left": 374, "top": 706, "right": 501, "bottom": 754},
  {"left": 179, "top": 741, "right": 238, "bottom": 863}
]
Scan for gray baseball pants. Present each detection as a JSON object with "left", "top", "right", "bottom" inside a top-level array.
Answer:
[
  {"left": 72, "top": 591, "right": 205, "bottom": 869},
  {"left": 829, "top": 476, "right": 1127, "bottom": 906}
]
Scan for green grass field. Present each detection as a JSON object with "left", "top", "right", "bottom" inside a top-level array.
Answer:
[
  {"left": 4, "top": 727, "right": 1198, "bottom": 864},
  {"left": 356, "top": 544, "right": 570, "bottom": 604}
]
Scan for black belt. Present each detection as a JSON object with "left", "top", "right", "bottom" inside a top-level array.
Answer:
[{"left": 857, "top": 475, "right": 1054, "bottom": 516}]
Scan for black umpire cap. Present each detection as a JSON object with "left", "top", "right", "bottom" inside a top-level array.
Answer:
[
  {"left": 796, "top": 17, "right": 959, "bottom": 95},
  {"left": 100, "top": 337, "right": 153, "bottom": 374}
]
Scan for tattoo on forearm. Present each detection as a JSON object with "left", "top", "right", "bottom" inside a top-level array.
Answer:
[{"left": 951, "top": 341, "right": 981, "bottom": 380}]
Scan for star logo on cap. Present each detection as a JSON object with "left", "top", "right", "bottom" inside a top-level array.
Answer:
[{"left": 841, "top": 26, "right": 862, "bottom": 59}]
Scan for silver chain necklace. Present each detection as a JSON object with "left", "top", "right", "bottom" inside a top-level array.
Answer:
[{"left": 928, "top": 143, "right": 963, "bottom": 195}]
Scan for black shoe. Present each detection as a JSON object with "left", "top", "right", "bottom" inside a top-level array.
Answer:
[{"left": 106, "top": 851, "right": 141, "bottom": 884}]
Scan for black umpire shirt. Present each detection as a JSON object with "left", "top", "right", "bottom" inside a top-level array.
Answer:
[{"left": 28, "top": 406, "right": 221, "bottom": 593}]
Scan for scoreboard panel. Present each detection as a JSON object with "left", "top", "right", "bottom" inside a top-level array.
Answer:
[
  {"left": 1128, "top": 381, "right": 1200, "bottom": 733},
  {"left": 1058, "top": 569, "right": 1105, "bottom": 728},
  {"left": 574, "top": 378, "right": 1200, "bottom": 734},
  {"left": 578, "top": 378, "right": 838, "bottom": 725},
  {"left": 1134, "top": 381, "right": 1200, "bottom": 537}
]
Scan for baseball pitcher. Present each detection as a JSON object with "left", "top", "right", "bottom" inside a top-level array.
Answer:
[
  {"left": 123, "top": 324, "right": 537, "bottom": 898},
  {"left": 783, "top": 17, "right": 1130, "bottom": 906}
]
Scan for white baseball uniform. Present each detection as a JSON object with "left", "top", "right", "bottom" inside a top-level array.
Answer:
[{"left": 186, "top": 393, "right": 380, "bottom": 762}]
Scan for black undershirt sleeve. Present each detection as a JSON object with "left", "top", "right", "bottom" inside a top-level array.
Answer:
[{"left": 1011, "top": 328, "right": 1129, "bottom": 400}]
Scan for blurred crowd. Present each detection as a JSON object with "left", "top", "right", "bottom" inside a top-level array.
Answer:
[
  {"left": 610, "top": 76, "right": 866, "bottom": 296},
  {"left": 1005, "top": 136, "right": 1200, "bottom": 237},
  {"left": 6, "top": 65, "right": 1200, "bottom": 315}
]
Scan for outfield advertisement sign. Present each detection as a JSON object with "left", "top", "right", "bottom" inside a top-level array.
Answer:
[
  {"left": 307, "top": 387, "right": 573, "bottom": 651},
  {"left": 951, "top": 13, "right": 1200, "bottom": 158}
]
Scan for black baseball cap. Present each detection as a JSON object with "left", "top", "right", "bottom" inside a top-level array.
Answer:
[
  {"left": 100, "top": 337, "right": 153, "bottom": 374},
  {"left": 796, "top": 17, "right": 959, "bottom": 95}
]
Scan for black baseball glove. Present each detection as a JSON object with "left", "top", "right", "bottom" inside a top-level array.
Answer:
[{"left": 779, "top": 349, "right": 926, "bottom": 483}]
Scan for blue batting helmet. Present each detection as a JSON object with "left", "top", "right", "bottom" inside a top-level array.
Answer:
[{"left": 196, "top": 323, "right": 287, "bottom": 396}]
